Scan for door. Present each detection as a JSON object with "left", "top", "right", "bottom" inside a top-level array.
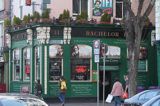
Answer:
[{"left": 99, "top": 71, "right": 112, "bottom": 100}]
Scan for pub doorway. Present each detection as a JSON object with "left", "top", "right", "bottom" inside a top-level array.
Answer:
[{"left": 99, "top": 71, "right": 112, "bottom": 100}]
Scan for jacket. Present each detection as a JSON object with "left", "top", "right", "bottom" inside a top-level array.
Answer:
[{"left": 111, "top": 81, "right": 124, "bottom": 96}]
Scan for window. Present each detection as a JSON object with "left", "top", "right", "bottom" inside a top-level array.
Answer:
[
  {"left": 49, "top": 45, "right": 63, "bottom": 81},
  {"left": 23, "top": 47, "right": 30, "bottom": 81},
  {"left": 12, "top": 49, "right": 20, "bottom": 81},
  {"left": 0, "top": 0, "right": 4, "bottom": 11},
  {"left": 116, "top": 0, "right": 123, "bottom": 19},
  {"left": 73, "top": 0, "right": 88, "bottom": 15},
  {"left": 34, "top": 47, "right": 40, "bottom": 81},
  {"left": 71, "top": 45, "right": 92, "bottom": 81},
  {"left": 0, "top": 23, "right": 3, "bottom": 48}
]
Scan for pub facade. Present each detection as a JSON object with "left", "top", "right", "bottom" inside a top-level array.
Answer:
[{"left": 4, "top": 24, "right": 156, "bottom": 99}]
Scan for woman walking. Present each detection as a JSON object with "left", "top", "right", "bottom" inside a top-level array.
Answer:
[{"left": 110, "top": 77, "right": 124, "bottom": 106}]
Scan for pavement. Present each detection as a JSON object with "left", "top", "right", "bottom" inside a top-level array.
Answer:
[{"left": 47, "top": 101, "right": 114, "bottom": 106}]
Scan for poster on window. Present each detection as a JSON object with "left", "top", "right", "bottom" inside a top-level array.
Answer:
[
  {"left": 93, "top": 0, "right": 113, "bottom": 16},
  {"left": 49, "top": 45, "right": 63, "bottom": 58},
  {"left": 71, "top": 45, "right": 92, "bottom": 58}
]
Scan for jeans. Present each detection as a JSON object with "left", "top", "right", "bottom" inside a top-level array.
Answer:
[
  {"left": 113, "top": 96, "right": 122, "bottom": 106},
  {"left": 59, "top": 92, "right": 65, "bottom": 103}
]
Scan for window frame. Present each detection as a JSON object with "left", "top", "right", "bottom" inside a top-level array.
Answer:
[
  {"left": 115, "top": 0, "right": 123, "bottom": 19},
  {"left": 73, "top": 0, "right": 88, "bottom": 16},
  {"left": 34, "top": 46, "right": 40, "bottom": 81},
  {"left": 48, "top": 45, "right": 63, "bottom": 82},
  {"left": 23, "top": 47, "right": 31, "bottom": 81},
  {"left": 0, "top": 0, "right": 4, "bottom": 11},
  {"left": 12, "top": 48, "right": 21, "bottom": 81},
  {"left": 70, "top": 44, "right": 92, "bottom": 82}
]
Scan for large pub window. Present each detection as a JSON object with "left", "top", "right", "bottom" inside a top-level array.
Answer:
[
  {"left": 49, "top": 45, "right": 63, "bottom": 81},
  {"left": 34, "top": 47, "right": 40, "bottom": 81},
  {"left": 23, "top": 47, "right": 30, "bottom": 81},
  {"left": 12, "top": 48, "right": 20, "bottom": 81},
  {"left": 71, "top": 44, "right": 92, "bottom": 81}
]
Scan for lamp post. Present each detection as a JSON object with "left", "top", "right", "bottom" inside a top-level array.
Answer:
[{"left": 63, "top": 27, "right": 71, "bottom": 44}]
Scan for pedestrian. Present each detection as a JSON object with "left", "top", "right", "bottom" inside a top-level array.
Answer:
[
  {"left": 34, "top": 79, "right": 43, "bottom": 99},
  {"left": 58, "top": 76, "right": 67, "bottom": 106},
  {"left": 124, "top": 75, "right": 129, "bottom": 93},
  {"left": 110, "top": 77, "right": 124, "bottom": 106}
]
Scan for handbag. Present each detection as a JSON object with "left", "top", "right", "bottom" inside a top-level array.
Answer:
[
  {"left": 105, "top": 94, "right": 113, "bottom": 103},
  {"left": 121, "top": 92, "right": 128, "bottom": 99}
]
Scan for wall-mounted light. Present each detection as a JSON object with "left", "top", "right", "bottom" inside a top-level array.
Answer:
[{"left": 63, "top": 27, "right": 71, "bottom": 44}]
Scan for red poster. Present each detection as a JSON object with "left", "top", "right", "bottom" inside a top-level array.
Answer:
[
  {"left": 25, "top": 65, "right": 30, "bottom": 74},
  {"left": 75, "top": 66, "right": 87, "bottom": 73},
  {"left": 26, "top": 0, "right": 31, "bottom": 6}
]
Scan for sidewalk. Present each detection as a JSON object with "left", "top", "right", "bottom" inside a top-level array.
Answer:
[{"left": 47, "top": 101, "right": 114, "bottom": 106}]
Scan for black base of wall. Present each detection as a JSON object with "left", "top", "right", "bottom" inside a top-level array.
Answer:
[{"left": 44, "top": 97, "right": 97, "bottom": 103}]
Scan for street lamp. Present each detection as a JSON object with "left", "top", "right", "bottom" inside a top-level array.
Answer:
[
  {"left": 36, "top": 27, "right": 50, "bottom": 44},
  {"left": 63, "top": 27, "right": 71, "bottom": 44}
]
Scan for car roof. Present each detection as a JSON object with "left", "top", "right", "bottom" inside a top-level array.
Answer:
[
  {"left": 0, "top": 98, "right": 27, "bottom": 106},
  {"left": 142, "top": 95, "right": 160, "bottom": 106},
  {"left": 0, "top": 93, "right": 39, "bottom": 99},
  {"left": 124, "top": 89, "right": 160, "bottom": 105}
]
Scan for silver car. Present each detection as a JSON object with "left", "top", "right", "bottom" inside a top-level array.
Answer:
[
  {"left": 0, "top": 93, "right": 48, "bottom": 106},
  {"left": 142, "top": 95, "right": 160, "bottom": 106},
  {"left": 0, "top": 98, "right": 27, "bottom": 106},
  {"left": 124, "top": 89, "right": 160, "bottom": 106}
]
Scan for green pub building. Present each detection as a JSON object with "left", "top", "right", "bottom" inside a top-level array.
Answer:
[{"left": 4, "top": 24, "right": 156, "bottom": 99}]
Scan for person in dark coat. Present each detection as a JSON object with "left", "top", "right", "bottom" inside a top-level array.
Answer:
[{"left": 34, "top": 79, "right": 42, "bottom": 99}]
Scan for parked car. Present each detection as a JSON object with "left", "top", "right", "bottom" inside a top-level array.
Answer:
[
  {"left": 0, "top": 98, "right": 27, "bottom": 106},
  {"left": 142, "top": 95, "right": 160, "bottom": 106},
  {"left": 124, "top": 89, "right": 160, "bottom": 106},
  {"left": 0, "top": 93, "right": 48, "bottom": 106}
]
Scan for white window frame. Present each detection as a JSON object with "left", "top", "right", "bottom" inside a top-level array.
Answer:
[
  {"left": 70, "top": 44, "right": 92, "bottom": 82},
  {"left": 34, "top": 46, "right": 40, "bottom": 81},
  {"left": 0, "top": 22, "right": 4, "bottom": 48},
  {"left": 12, "top": 48, "right": 21, "bottom": 81},
  {"left": 73, "top": 0, "right": 88, "bottom": 16},
  {"left": 0, "top": 0, "right": 4, "bottom": 11},
  {"left": 49, "top": 45, "right": 63, "bottom": 82},
  {"left": 113, "top": 0, "right": 123, "bottom": 20},
  {"left": 23, "top": 47, "right": 31, "bottom": 81}
]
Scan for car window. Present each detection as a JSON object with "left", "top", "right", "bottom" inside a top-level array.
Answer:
[
  {"left": 151, "top": 99, "right": 160, "bottom": 106},
  {"left": 139, "top": 91, "right": 158, "bottom": 101}
]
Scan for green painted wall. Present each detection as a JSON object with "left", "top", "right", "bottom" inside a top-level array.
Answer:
[{"left": 8, "top": 25, "right": 157, "bottom": 98}]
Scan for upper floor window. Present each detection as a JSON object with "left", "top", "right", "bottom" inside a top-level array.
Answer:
[
  {"left": 49, "top": 45, "right": 63, "bottom": 81},
  {"left": 116, "top": 0, "right": 123, "bottom": 19},
  {"left": 0, "top": 23, "right": 4, "bottom": 48},
  {"left": 73, "top": 0, "right": 88, "bottom": 15},
  {"left": 0, "top": 0, "right": 4, "bottom": 11},
  {"left": 12, "top": 48, "right": 20, "bottom": 81},
  {"left": 71, "top": 44, "right": 92, "bottom": 81},
  {"left": 23, "top": 47, "right": 30, "bottom": 81}
]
